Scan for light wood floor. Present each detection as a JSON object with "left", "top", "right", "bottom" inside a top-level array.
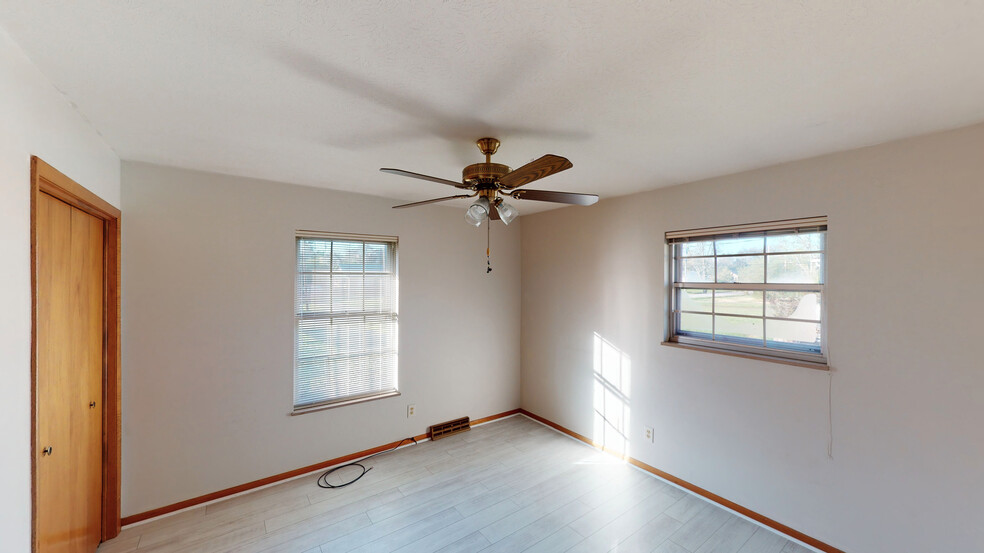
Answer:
[{"left": 99, "top": 415, "right": 816, "bottom": 553}]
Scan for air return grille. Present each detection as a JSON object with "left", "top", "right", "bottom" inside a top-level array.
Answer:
[{"left": 429, "top": 417, "right": 470, "bottom": 440}]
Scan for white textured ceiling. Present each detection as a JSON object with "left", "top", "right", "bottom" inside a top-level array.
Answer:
[{"left": 3, "top": 1, "right": 984, "bottom": 213}]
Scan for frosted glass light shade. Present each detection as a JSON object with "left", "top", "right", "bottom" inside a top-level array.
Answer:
[
  {"left": 465, "top": 197, "right": 490, "bottom": 226},
  {"left": 496, "top": 201, "right": 519, "bottom": 225}
]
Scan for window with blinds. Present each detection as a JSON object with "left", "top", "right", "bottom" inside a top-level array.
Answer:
[
  {"left": 666, "top": 217, "right": 827, "bottom": 366},
  {"left": 294, "top": 232, "right": 399, "bottom": 411}
]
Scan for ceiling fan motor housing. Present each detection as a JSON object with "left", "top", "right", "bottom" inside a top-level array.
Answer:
[{"left": 463, "top": 163, "right": 510, "bottom": 186}]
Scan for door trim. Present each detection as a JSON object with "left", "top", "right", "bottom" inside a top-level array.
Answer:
[{"left": 30, "top": 156, "right": 122, "bottom": 549}]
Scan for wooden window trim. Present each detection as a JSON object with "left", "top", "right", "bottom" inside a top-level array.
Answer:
[{"left": 30, "top": 156, "right": 122, "bottom": 548}]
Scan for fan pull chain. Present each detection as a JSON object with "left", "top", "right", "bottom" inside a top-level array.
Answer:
[{"left": 486, "top": 220, "right": 492, "bottom": 273}]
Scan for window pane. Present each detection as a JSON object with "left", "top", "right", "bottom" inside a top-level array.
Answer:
[
  {"left": 767, "top": 320, "right": 821, "bottom": 352},
  {"left": 714, "top": 290, "right": 763, "bottom": 316},
  {"left": 297, "top": 318, "right": 330, "bottom": 359},
  {"left": 766, "top": 291, "right": 821, "bottom": 320},
  {"left": 715, "top": 236, "right": 764, "bottom": 255},
  {"left": 331, "top": 317, "right": 365, "bottom": 356},
  {"left": 767, "top": 232, "right": 824, "bottom": 253},
  {"left": 298, "top": 239, "right": 332, "bottom": 271},
  {"left": 295, "top": 358, "right": 334, "bottom": 406},
  {"left": 332, "top": 241, "right": 364, "bottom": 272},
  {"left": 678, "top": 288, "right": 712, "bottom": 313},
  {"left": 296, "top": 274, "right": 331, "bottom": 313},
  {"left": 364, "top": 243, "right": 392, "bottom": 272},
  {"left": 716, "top": 255, "right": 764, "bottom": 283},
  {"left": 331, "top": 275, "right": 363, "bottom": 312},
  {"left": 680, "top": 258, "right": 714, "bottom": 283},
  {"left": 668, "top": 218, "right": 825, "bottom": 362},
  {"left": 679, "top": 312, "right": 712, "bottom": 337},
  {"left": 766, "top": 253, "right": 822, "bottom": 283},
  {"left": 714, "top": 315, "right": 763, "bottom": 343},
  {"left": 364, "top": 275, "right": 394, "bottom": 313},
  {"left": 677, "top": 241, "right": 714, "bottom": 257}
]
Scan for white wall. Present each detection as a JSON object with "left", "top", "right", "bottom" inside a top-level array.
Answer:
[
  {"left": 0, "top": 26, "right": 121, "bottom": 553},
  {"left": 520, "top": 123, "right": 984, "bottom": 552},
  {"left": 120, "top": 162, "right": 521, "bottom": 516}
]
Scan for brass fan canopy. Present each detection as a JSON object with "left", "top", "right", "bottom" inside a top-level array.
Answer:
[
  {"left": 476, "top": 137, "right": 500, "bottom": 158},
  {"left": 464, "top": 137, "right": 509, "bottom": 185}
]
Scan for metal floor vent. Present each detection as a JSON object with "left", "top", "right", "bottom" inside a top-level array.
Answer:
[{"left": 429, "top": 416, "right": 470, "bottom": 440}]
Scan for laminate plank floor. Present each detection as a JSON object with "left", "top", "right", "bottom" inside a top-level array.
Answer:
[{"left": 99, "top": 416, "right": 818, "bottom": 553}]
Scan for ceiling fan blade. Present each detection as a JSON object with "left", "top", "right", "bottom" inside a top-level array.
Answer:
[
  {"left": 510, "top": 189, "right": 599, "bottom": 206},
  {"left": 392, "top": 194, "right": 475, "bottom": 209},
  {"left": 498, "top": 155, "right": 573, "bottom": 189},
  {"left": 380, "top": 168, "right": 470, "bottom": 189},
  {"left": 489, "top": 203, "right": 501, "bottom": 221}
]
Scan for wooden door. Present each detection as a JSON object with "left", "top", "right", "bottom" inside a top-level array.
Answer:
[{"left": 36, "top": 191, "right": 104, "bottom": 553}]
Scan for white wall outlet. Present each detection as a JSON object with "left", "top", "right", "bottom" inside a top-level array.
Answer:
[
  {"left": 407, "top": 404, "right": 416, "bottom": 418},
  {"left": 645, "top": 427, "right": 654, "bottom": 443}
]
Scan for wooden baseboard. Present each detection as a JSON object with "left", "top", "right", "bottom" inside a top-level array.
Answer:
[
  {"left": 518, "top": 409, "right": 845, "bottom": 553},
  {"left": 121, "top": 408, "right": 520, "bottom": 526},
  {"left": 470, "top": 408, "right": 520, "bottom": 426}
]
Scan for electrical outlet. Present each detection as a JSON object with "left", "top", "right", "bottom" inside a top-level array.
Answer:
[
  {"left": 407, "top": 404, "right": 416, "bottom": 418},
  {"left": 645, "top": 427, "right": 654, "bottom": 443}
]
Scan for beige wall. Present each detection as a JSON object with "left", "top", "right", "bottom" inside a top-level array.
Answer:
[
  {"left": 120, "top": 162, "right": 522, "bottom": 515},
  {"left": 0, "top": 26, "right": 120, "bottom": 553},
  {"left": 520, "top": 123, "right": 984, "bottom": 552}
]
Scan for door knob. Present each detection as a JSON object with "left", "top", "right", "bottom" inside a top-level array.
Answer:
[
  {"left": 89, "top": 401, "right": 97, "bottom": 408},
  {"left": 42, "top": 446, "right": 53, "bottom": 456}
]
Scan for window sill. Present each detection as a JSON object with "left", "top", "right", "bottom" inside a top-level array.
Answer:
[
  {"left": 290, "top": 390, "right": 401, "bottom": 416},
  {"left": 661, "top": 341, "right": 829, "bottom": 371}
]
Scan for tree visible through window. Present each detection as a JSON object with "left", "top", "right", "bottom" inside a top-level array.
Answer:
[
  {"left": 294, "top": 233, "right": 398, "bottom": 410},
  {"left": 667, "top": 218, "right": 826, "bottom": 365}
]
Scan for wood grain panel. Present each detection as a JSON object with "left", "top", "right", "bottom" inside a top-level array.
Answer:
[
  {"left": 36, "top": 193, "right": 75, "bottom": 552},
  {"left": 32, "top": 156, "right": 122, "bottom": 551},
  {"left": 37, "top": 195, "right": 104, "bottom": 552},
  {"left": 498, "top": 154, "right": 572, "bottom": 189},
  {"left": 74, "top": 207, "right": 104, "bottom": 552}
]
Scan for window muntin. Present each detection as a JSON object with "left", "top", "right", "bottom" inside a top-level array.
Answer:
[
  {"left": 294, "top": 233, "right": 398, "bottom": 410},
  {"left": 668, "top": 219, "right": 826, "bottom": 364}
]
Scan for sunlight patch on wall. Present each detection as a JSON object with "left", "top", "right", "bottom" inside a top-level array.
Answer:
[{"left": 593, "top": 333, "right": 631, "bottom": 458}]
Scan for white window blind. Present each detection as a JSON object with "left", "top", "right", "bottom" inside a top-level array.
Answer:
[
  {"left": 294, "top": 233, "right": 398, "bottom": 410},
  {"left": 666, "top": 217, "right": 827, "bottom": 365}
]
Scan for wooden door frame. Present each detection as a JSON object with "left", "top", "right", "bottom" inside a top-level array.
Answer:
[{"left": 30, "top": 156, "right": 122, "bottom": 549}]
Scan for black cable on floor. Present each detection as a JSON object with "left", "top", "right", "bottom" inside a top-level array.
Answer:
[{"left": 316, "top": 437, "right": 418, "bottom": 489}]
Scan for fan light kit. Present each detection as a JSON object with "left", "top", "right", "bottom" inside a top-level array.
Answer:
[{"left": 382, "top": 137, "right": 598, "bottom": 271}]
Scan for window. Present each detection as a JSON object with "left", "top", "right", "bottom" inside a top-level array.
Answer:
[
  {"left": 294, "top": 232, "right": 399, "bottom": 411},
  {"left": 666, "top": 217, "right": 827, "bottom": 366}
]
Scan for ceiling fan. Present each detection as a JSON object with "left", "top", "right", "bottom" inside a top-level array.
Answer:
[{"left": 381, "top": 138, "right": 598, "bottom": 226}]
